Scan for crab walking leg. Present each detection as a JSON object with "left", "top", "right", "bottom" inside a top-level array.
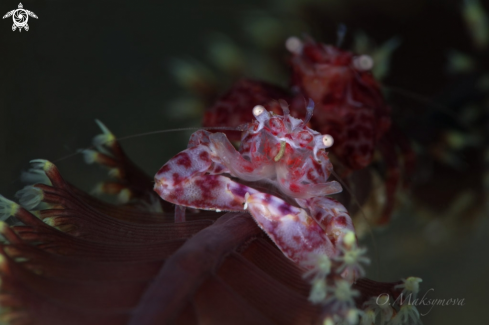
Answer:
[
  {"left": 174, "top": 205, "right": 186, "bottom": 223},
  {"left": 244, "top": 192, "right": 337, "bottom": 265}
]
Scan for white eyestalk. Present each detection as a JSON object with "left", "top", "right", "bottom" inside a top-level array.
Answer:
[
  {"left": 321, "top": 134, "right": 334, "bottom": 148},
  {"left": 353, "top": 54, "right": 374, "bottom": 71},
  {"left": 278, "top": 99, "right": 290, "bottom": 118},
  {"left": 285, "top": 36, "right": 303, "bottom": 55},
  {"left": 278, "top": 99, "right": 292, "bottom": 132},
  {"left": 252, "top": 105, "right": 265, "bottom": 117},
  {"left": 252, "top": 105, "right": 270, "bottom": 133},
  {"left": 313, "top": 134, "right": 334, "bottom": 160}
]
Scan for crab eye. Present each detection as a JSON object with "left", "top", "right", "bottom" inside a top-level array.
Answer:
[
  {"left": 285, "top": 36, "right": 303, "bottom": 55},
  {"left": 253, "top": 105, "right": 266, "bottom": 117},
  {"left": 252, "top": 105, "right": 270, "bottom": 133},
  {"left": 353, "top": 55, "right": 374, "bottom": 71},
  {"left": 313, "top": 134, "right": 334, "bottom": 161},
  {"left": 322, "top": 135, "right": 334, "bottom": 148}
]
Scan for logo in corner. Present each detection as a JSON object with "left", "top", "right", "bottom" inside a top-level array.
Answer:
[{"left": 3, "top": 3, "right": 38, "bottom": 32}]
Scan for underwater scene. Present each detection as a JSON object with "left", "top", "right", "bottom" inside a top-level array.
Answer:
[{"left": 1, "top": 0, "right": 488, "bottom": 324}]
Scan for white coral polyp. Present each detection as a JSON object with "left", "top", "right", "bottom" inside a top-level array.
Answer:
[
  {"left": 395, "top": 277, "right": 423, "bottom": 299},
  {"left": 0, "top": 195, "right": 19, "bottom": 221},
  {"left": 344, "top": 308, "right": 362, "bottom": 325},
  {"left": 363, "top": 296, "right": 394, "bottom": 325},
  {"left": 335, "top": 240, "right": 370, "bottom": 282},
  {"left": 360, "top": 309, "right": 376, "bottom": 325},
  {"left": 323, "top": 308, "right": 362, "bottom": 325},
  {"left": 15, "top": 186, "right": 43, "bottom": 210},
  {"left": 302, "top": 253, "right": 332, "bottom": 281},
  {"left": 117, "top": 188, "right": 131, "bottom": 204},
  {"left": 308, "top": 278, "right": 327, "bottom": 303},
  {"left": 389, "top": 304, "right": 421, "bottom": 325},
  {"left": 82, "top": 149, "right": 99, "bottom": 164},
  {"left": 324, "top": 280, "right": 359, "bottom": 312},
  {"left": 20, "top": 167, "right": 52, "bottom": 186},
  {"left": 92, "top": 119, "right": 116, "bottom": 156}
]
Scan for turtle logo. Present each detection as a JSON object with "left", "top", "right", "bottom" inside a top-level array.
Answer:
[{"left": 3, "top": 3, "right": 38, "bottom": 32}]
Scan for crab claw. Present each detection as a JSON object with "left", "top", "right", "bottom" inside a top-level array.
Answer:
[
  {"left": 296, "top": 197, "right": 355, "bottom": 246},
  {"left": 243, "top": 192, "right": 336, "bottom": 265}
]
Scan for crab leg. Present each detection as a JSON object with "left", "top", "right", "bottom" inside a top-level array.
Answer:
[
  {"left": 174, "top": 205, "right": 186, "bottom": 223},
  {"left": 244, "top": 192, "right": 337, "bottom": 264}
]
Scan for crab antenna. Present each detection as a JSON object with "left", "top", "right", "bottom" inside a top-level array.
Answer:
[
  {"left": 303, "top": 98, "right": 315, "bottom": 125},
  {"left": 278, "top": 99, "right": 290, "bottom": 117},
  {"left": 336, "top": 23, "right": 347, "bottom": 48},
  {"left": 252, "top": 105, "right": 270, "bottom": 133},
  {"left": 278, "top": 99, "right": 291, "bottom": 131}
]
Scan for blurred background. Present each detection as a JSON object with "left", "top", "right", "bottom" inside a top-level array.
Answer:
[{"left": 1, "top": 0, "right": 488, "bottom": 323}]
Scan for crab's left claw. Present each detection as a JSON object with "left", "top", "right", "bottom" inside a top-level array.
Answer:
[
  {"left": 243, "top": 192, "right": 337, "bottom": 265},
  {"left": 154, "top": 142, "right": 261, "bottom": 212}
]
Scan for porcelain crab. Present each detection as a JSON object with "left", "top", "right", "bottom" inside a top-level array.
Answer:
[{"left": 154, "top": 100, "right": 356, "bottom": 266}]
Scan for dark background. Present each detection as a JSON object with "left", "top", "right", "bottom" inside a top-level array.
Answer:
[
  {"left": 1, "top": 0, "right": 486, "bottom": 323},
  {"left": 0, "top": 0, "right": 473, "bottom": 196}
]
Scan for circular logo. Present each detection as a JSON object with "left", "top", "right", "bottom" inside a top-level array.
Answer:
[
  {"left": 13, "top": 9, "right": 28, "bottom": 27},
  {"left": 3, "top": 3, "right": 38, "bottom": 32}
]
